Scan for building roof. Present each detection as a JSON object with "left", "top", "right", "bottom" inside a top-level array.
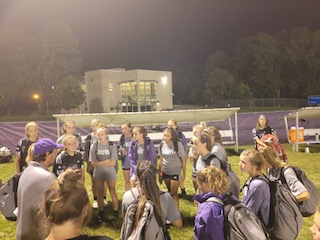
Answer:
[{"left": 53, "top": 108, "right": 240, "bottom": 127}]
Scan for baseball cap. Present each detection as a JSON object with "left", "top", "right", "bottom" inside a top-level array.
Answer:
[{"left": 34, "top": 138, "right": 64, "bottom": 155}]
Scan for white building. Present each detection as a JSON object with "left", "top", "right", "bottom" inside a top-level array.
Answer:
[{"left": 84, "top": 68, "right": 173, "bottom": 113}]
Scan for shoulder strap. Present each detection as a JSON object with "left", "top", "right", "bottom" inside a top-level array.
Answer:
[
  {"left": 174, "top": 141, "right": 180, "bottom": 158},
  {"left": 93, "top": 141, "right": 98, "bottom": 155},
  {"left": 159, "top": 142, "right": 163, "bottom": 155},
  {"left": 243, "top": 174, "right": 269, "bottom": 191},
  {"left": 120, "top": 135, "right": 125, "bottom": 147},
  {"left": 204, "top": 154, "right": 218, "bottom": 167},
  {"left": 205, "top": 196, "right": 224, "bottom": 205},
  {"left": 130, "top": 188, "right": 140, "bottom": 201}
]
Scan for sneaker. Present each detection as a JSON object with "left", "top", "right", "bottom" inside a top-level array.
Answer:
[
  {"left": 103, "top": 199, "right": 108, "bottom": 206},
  {"left": 92, "top": 200, "right": 98, "bottom": 209},
  {"left": 165, "top": 220, "right": 172, "bottom": 229},
  {"left": 181, "top": 190, "right": 187, "bottom": 198},
  {"left": 111, "top": 211, "right": 119, "bottom": 219}
]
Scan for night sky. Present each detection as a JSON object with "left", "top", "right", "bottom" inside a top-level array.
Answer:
[{"left": 1, "top": 0, "right": 320, "bottom": 72}]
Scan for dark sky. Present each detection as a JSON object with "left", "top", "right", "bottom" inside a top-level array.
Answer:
[{"left": 1, "top": 0, "right": 320, "bottom": 72}]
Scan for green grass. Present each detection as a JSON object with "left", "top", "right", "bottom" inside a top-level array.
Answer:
[{"left": 1, "top": 144, "right": 319, "bottom": 240}]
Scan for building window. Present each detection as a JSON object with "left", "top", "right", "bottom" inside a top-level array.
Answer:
[
  {"left": 120, "top": 81, "right": 156, "bottom": 112},
  {"left": 108, "top": 83, "right": 113, "bottom": 92}
]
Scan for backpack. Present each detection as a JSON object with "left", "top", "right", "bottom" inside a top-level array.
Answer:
[
  {"left": 280, "top": 166, "right": 319, "bottom": 217},
  {"left": 0, "top": 146, "right": 13, "bottom": 164},
  {"left": 205, "top": 154, "right": 240, "bottom": 199},
  {"left": 0, "top": 173, "right": 21, "bottom": 221},
  {"left": 253, "top": 175, "right": 303, "bottom": 240},
  {"left": 120, "top": 192, "right": 171, "bottom": 240},
  {"left": 206, "top": 193, "right": 270, "bottom": 240}
]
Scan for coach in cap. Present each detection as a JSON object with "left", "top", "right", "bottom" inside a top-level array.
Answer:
[{"left": 16, "top": 138, "right": 64, "bottom": 240}]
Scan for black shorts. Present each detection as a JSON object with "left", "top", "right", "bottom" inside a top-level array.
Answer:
[{"left": 162, "top": 173, "right": 180, "bottom": 181}]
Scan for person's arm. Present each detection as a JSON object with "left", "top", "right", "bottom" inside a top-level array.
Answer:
[
  {"left": 180, "top": 156, "right": 187, "bottom": 183},
  {"left": 255, "top": 138, "right": 268, "bottom": 148},
  {"left": 284, "top": 168, "right": 310, "bottom": 202},
  {"left": 90, "top": 159, "right": 116, "bottom": 167},
  {"left": 15, "top": 155, "right": 21, "bottom": 173}
]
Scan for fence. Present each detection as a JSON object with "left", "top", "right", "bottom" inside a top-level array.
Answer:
[{"left": 212, "top": 98, "right": 307, "bottom": 108}]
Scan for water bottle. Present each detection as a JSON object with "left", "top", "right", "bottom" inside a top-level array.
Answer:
[
  {"left": 305, "top": 146, "right": 310, "bottom": 153},
  {"left": 316, "top": 133, "right": 319, "bottom": 141}
]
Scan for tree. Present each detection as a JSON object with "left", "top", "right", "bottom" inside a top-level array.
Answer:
[
  {"left": 31, "top": 20, "right": 83, "bottom": 114},
  {"left": 0, "top": 28, "right": 37, "bottom": 114},
  {"left": 51, "top": 75, "right": 85, "bottom": 112},
  {"left": 234, "top": 32, "right": 282, "bottom": 98},
  {"left": 276, "top": 27, "right": 320, "bottom": 98},
  {"left": 172, "top": 64, "right": 205, "bottom": 105},
  {"left": 204, "top": 67, "right": 251, "bottom": 106}
]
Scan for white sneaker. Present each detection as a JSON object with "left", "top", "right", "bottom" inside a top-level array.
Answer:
[
  {"left": 92, "top": 200, "right": 98, "bottom": 209},
  {"left": 103, "top": 199, "right": 108, "bottom": 206}
]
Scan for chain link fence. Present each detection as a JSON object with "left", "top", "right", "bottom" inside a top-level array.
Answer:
[{"left": 212, "top": 98, "right": 307, "bottom": 108}]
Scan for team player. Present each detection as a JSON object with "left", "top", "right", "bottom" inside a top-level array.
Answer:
[
  {"left": 118, "top": 121, "right": 133, "bottom": 191},
  {"left": 84, "top": 119, "right": 108, "bottom": 208},
  {"left": 239, "top": 149, "right": 270, "bottom": 226},
  {"left": 52, "top": 134, "right": 84, "bottom": 182},
  {"left": 167, "top": 119, "right": 188, "bottom": 196},
  {"left": 128, "top": 126, "right": 157, "bottom": 187},
  {"left": 56, "top": 120, "right": 82, "bottom": 151},
  {"left": 89, "top": 127, "right": 119, "bottom": 223},
  {"left": 16, "top": 122, "right": 39, "bottom": 173},
  {"left": 158, "top": 128, "right": 186, "bottom": 208}
]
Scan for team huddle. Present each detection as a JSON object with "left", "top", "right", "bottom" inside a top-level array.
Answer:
[{"left": 8, "top": 115, "right": 320, "bottom": 239}]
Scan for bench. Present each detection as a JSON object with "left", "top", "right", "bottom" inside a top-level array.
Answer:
[{"left": 287, "top": 128, "right": 320, "bottom": 151}]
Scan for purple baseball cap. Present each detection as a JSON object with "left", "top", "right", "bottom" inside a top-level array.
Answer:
[{"left": 34, "top": 138, "right": 64, "bottom": 155}]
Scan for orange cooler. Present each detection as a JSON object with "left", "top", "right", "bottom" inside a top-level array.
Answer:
[{"left": 290, "top": 127, "right": 304, "bottom": 142}]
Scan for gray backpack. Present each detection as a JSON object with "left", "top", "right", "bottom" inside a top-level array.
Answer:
[
  {"left": 206, "top": 193, "right": 270, "bottom": 240},
  {"left": 280, "top": 166, "right": 319, "bottom": 217},
  {"left": 254, "top": 175, "right": 303, "bottom": 240},
  {"left": 205, "top": 154, "right": 240, "bottom": 199},
  {"left": 0, "top": 173, "right": 21, "bottom": 221},
  {"left": 121, "top": 191, "right": 170, "bottom": 240}
]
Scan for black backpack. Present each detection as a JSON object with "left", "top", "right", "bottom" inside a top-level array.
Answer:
[
  {"left": 204, "top": 154, "right": 240, "bottom": 199},
  {"left": 206, "top": 193, "right": 270, "bottom": 240},
  {"left": 280, "top": 166, "right": 319, "bottom": 217},
  {"left": 252, "top": 174, "right": 303, "bottom": 240},
  {"left": 0, "top": 173, "right": 21, "bottom": 221}
]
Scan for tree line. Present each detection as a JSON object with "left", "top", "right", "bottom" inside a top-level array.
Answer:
[
  {"left": 1, "top": 24, "right": 319, "bottom": 114},
  {"left": 173, "top": 26, "right": 320, "bottom": 106},
  {"left": 0, "top": 21, "right": 85, "bottom": 115}
]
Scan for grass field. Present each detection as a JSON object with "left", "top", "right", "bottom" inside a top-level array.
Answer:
[{"left": 0, "top": 144, "right": 319, "bottom": 240}]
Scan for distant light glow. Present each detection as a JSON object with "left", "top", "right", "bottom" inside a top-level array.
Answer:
[
  {"left": 161, "top": 76, "right": 168, "bottom": 85},
  {"left": 32, "top": 93, "right": 40, "bottom": 100}
]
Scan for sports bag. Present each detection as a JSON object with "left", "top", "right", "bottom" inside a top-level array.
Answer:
[
  {"left": 120, "top": 198, "right": 170, "bottom": 240},
  {"left": 206, "top": 193, "right": 270, "bottom": 240},
  {"left": 0, "top": 173, "right": 21, "bottom": 221},
  {"left": 280, "top": 166, "right": 319, "bottom": 217},
  {"left": 0, "top": 146, "right": 13, "bottom": 164},
  {"left": 254, "top": 175, "right": 303, "bottom": 240},
  {"left": 205, "top": 154, "right": 240, "bottom": 199}
]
